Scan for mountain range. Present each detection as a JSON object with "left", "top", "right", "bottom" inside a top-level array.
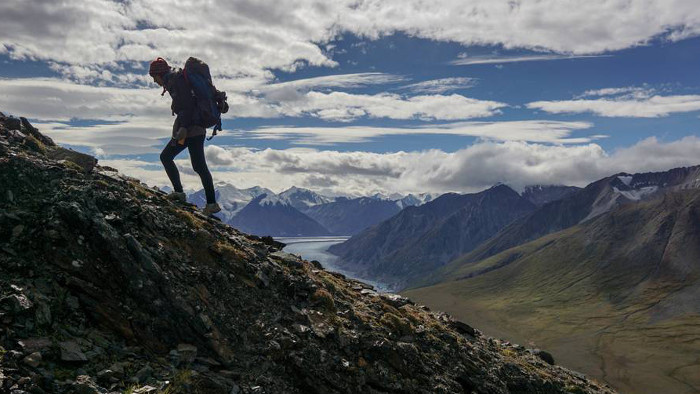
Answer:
[
  {"left": 329, "top": 184, "right": 579, "bottom": 289},
  {"left": 405, "top": 182, "right": 700, "bottom": 394},
  {"left": 446, "top": 166, "right": 700, "bottom": 269},
  {"left": 188, "top": 184, "right": 436, "bottom": 237}
]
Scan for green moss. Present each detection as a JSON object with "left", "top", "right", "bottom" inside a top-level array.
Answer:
[
  {"left": 171, "top": 208, "right": 199, "bottom": 228},
  {"left": 94, "top": 179, "right": 111, "bottom": 188},
  {"left": 123, "top": 384, "right": 138, "bottom": 394},
  {"left": 54, "top": 368, "right": 75, "bottom": 381},
  {"left": 380, "top": 312, "right": 414, "bottom": 337},
  {"left": 24, "top": 134, "right": 47, "bottom": 154},
  {"left": 62, "top": 160, "right": 84, "bottom": 172},
  {"left": 311, "top": 288, "right": 336, "bottom": 312},
  {"left": 565, "top": 385, "right": 587, "bottom": 394}
]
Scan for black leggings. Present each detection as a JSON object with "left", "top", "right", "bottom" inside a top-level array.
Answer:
[{"left": 160, "top": 135, "right": 216, "bottom": 204}]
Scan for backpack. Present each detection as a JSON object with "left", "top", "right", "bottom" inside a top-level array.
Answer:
[{"left": 183, "top": 57, "right": 229, "bottom": 140}]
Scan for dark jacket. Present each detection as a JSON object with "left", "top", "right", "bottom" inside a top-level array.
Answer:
[{"left": 163, "top": 69, "right": 203, "bottom": 129}]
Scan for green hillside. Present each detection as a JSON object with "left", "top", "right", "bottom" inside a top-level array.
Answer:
[{"left": 405, "top": 190, "right": 700, "bottom": 393}]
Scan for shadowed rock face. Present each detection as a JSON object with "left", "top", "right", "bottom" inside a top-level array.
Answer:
[
  {"left": 302, "top": 197, "right": 402, "bottom": 236},
  {"left": 0, "top": 114, "right": 614, "bottom": 393},
  {"left": 521, "top": 185, "right": 580, "bottom": 207},
  {"left": 329, "top": 185, "right": 536, "bottom": 289},
  {"left": 231, "top": 193, "right": 332, "bottom": 237}
]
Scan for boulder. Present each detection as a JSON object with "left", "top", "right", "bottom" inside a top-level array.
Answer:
[
  {"left": 22, "top": 352, "right": 42, "bottom": 368},
  {"left": 533, "top": 349, "right": 555, "bottom": 365},
  {"left": 60, "top": 341, "right": 88, "bottom": 362},
  {"left": 0, "top": 294, "right": 33, "bottom": 313},
  {"left": 20, "top": 117, "right": 55, "bottom": 146},
  {"left": 177, "top": 344, "right": 198, "bottom": 365},
  {"left": 46, "top": 146, "right": 97, "bottom": 173},
  {"left": 71, "top": 375, "right": 101, "bottom": 394},
  {"left": 2, "top": 116, "right": 21, "bottom": 131},
  {"left": 17, "top": 337, "right": 51, "bottom": 353}
]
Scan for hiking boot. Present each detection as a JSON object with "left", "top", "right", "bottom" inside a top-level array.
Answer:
[
  {"left": 203, "top": 202, "right": 221, "bottom": 216},
  {"left": 166, "top": 191, "right": 187, "bottom": 203}
]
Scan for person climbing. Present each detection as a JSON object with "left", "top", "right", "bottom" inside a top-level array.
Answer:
[{"left": 149, "top": 57, "right": 221, "bottom": 216}]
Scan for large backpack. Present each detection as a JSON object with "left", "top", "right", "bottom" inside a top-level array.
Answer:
[{"left": 183, "top": 57, "right": 229, "bottom": 140}]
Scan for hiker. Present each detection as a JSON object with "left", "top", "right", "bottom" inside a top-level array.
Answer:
[{"left": 149, "top": 57, "right": 221, "bottom": 216}]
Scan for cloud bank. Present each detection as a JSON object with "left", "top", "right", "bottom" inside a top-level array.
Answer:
[
  {"left": 3, "top": 0, "right": 700, "bottom": 83},
  {"left": 528, "top": 87, "right": 700, "bottom": 117},
  {"left": 99, "top": 137, "right": 700, "bottom": 196}
]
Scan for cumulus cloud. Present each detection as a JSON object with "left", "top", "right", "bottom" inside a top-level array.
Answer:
[
  {"left": 339, "top": 0, "right": 700, "bottom": 54},
  {"left": 97, "top": 137, "right": 700, "bottom": 196},
  {"left": 3, "top": 0, "right": 700, "bottom": 85},
  {"left": 528, "top": 91, "right": 700, "bottom": 118},
  {"left": 0, "top": 78, "right": 163, "bottom": 122}
]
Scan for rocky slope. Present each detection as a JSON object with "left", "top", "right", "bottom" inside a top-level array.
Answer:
[
  {"left": 329, "top": 185, "right": 536, "bottom": 289},
  {"left": 520, "top": 185, "right": 580, "bottom": 207},
  {"left": 405, "top": 188, "right": 700, "bottom": 393},
  {"left": 0, "top": 114, "right": 613, "bottom": 393}
]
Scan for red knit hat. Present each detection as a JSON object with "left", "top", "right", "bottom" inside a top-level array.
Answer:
[{"left": 148, "top": 57, "right": 170, "bottom": 76}]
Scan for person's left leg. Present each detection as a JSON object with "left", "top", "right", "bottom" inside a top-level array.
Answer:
[
  {"left": 186, "top": 135, "right": 216, "bottom": 204},
  {"left": 160, "top": 139, "right": 187, "bottom": 193}
]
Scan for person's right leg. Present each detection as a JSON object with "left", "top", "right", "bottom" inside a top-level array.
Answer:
[
  {"left": 186, "top": 135, "right": 216, "bottom": 204},
  {"left": 160, "top": 139, "right": 187, "bottom": 192},
  {"left": 186, "top": 135, "right": 220, "bottom": 215}
]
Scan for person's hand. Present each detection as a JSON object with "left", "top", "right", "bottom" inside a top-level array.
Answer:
[
  {"left": 176, "top": 127, "right": 187, "bottom": 140},
  {"left": 175, "top": 127, "right": 187, "bottom": 145}
]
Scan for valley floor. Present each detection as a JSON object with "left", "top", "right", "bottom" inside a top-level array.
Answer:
[{"left": 403, "top": 285, "right": 700, "bottom": 394}]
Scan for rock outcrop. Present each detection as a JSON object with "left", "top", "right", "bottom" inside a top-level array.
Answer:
[{"left": 0, "top": 113, "right": 613, "bottom": 393}]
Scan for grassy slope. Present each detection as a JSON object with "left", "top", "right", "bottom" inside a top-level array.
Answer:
[{"left": 404, "top": 191, "right": 700, "bottom": 394}]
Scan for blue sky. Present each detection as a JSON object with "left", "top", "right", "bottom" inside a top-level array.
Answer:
[{"left": 1, "top": 0, "right": 700, "bottom": 196}]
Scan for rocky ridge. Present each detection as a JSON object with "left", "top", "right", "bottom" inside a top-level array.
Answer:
[{"left": 0, "top": 113, "right": 613, "bottom": 393}]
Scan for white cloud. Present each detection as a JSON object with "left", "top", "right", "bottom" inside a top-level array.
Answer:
[
  {"left": 528, "top": 94, "right": 700, "bottom": 118},
  {"left": 244, "top": 120, "right": 596, "bottom": 145},
  {"left": 579, "top": 86, "right": 652, "bottom": 98},
  {"left": 0, "top": 77, "right": 511, "bottom": 154},
  {"left": 0, "top": 78, "right": 163, "bottom": 122},
  {"left": 3, "top": 0, "right": 700, "bottom": 86},
  {"left": 450, "top": 54, "right": 606, "bottom": 66},
  {"left": 243, "top": 74, "right": 501, "bottom": 122},
  {"left": 260, "top": 73, "right": 406, "bottom": 95},
  {"left": 267, "top": 91, "right": 506, "bottom": 122},
  {"left": 398, "top": 78, "right": 477, "bottom": 94},
  {"left": 98, "top": 136, "right": 700, "bottom": 196}
]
